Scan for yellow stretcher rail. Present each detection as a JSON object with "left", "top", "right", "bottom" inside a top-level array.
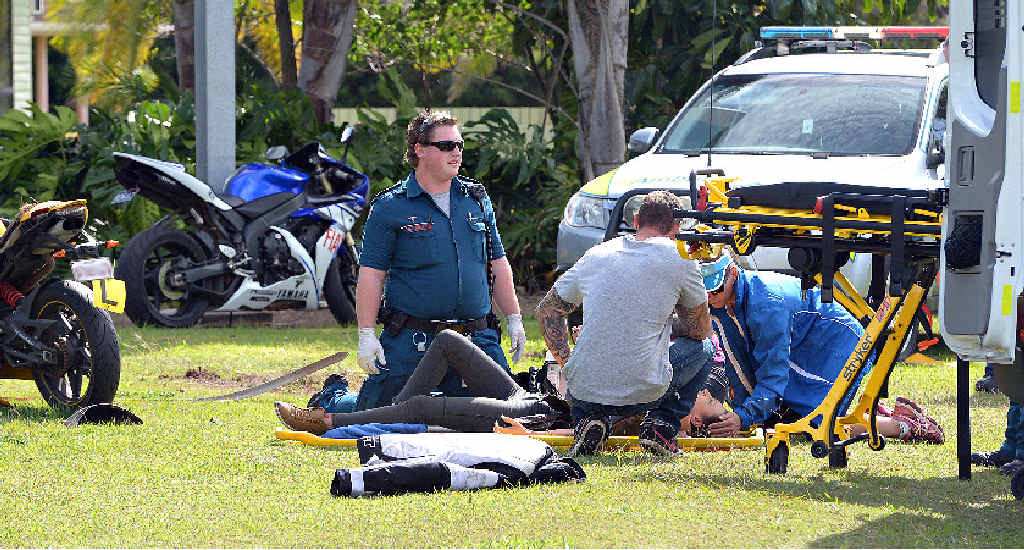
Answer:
[{"left": 274, "top": 427, "right": 765, "bottom": 452}]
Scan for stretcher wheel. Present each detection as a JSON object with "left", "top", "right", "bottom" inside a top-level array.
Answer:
[
  {"left": 767, "top": 443, "right": 789, "bottom": 475},
  {"left": 869, "top": 434, "right": 886, "bottom": 451},
  {"left": 828, "top": 447, "right": 848, "bottom": 469},
  {"left": 810, "top": 441, "right": 829, "bottom": 458},
  {"left": 1012, "top": 468, "right": 1024, "bottom": 501}
]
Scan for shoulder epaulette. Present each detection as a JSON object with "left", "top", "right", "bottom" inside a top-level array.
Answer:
[{"left": 456, "top": 175, "right": 488, "bottom": 201}]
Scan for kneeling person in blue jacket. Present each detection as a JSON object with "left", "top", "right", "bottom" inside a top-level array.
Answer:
[{"left": 701, "top": 252, "right": 871, "bottom": 438}]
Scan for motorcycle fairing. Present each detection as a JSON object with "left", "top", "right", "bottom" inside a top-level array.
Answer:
[
  {"left": 112, "top": 153, "right": 233, "bottom": 211},
  {"left": 217, "top": 225, "right": 320, "bottom": 311},
  {"left": 225, "top": 164, "right": 308, "bottom": 202}
]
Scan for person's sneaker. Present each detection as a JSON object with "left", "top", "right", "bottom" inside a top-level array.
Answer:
[
  {"left": 567, "top": 417, "right": 608, "bottom": 457},
  {"left": 638, "top": 418, "right": 680, "bottom": 456},
  {"left": 307, "top": 373, "right": 349, "bottom": 408},
  {"left": 999, "top": 458, "right": 1024, "bottom": 476},
  {"left": 891, "top": 409, "right": 944, "bottom": 444},
  {"left": 972, "top": 449, "right": 1014, "bottom": 467},
  {"left": 975, "top": 374, "right": 1001, "bottom": 393},
  {"left": 892, "top": 397, "right": 945, "bottom": 442},
  {"left": 275, "top": 401, "right": 331, "bottom": 435}
]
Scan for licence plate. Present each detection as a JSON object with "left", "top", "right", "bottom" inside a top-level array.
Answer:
[
  {"left": 71, "top": 257, "right": 115, "bottom": 282},
  {"left": 111, "top": 189, "right": 137, "bottom": 204}
]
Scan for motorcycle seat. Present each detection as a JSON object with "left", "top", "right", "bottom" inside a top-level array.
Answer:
[
  {"left": 233, "top": 192, "right": 300, "bottom": 219},
  {"left": 215, "top": 192, "right": 246, "bottom": 209}
]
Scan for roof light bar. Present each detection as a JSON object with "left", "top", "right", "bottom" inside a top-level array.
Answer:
[
  {"left": 760, "top": 26, "right": 834, "bottom": 40},
  {"left": 760, "top": 26, "right": 948, "bottom": 41}
]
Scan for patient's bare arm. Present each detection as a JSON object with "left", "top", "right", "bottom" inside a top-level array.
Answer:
[
  {"left": 673, "top": 302, "right": 711, "bottom": 340},
  {"left": 535, "top": 287, "right": 579, "bottom": 366}
]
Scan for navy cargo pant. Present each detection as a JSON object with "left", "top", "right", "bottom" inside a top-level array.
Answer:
[{"left": 355, "top": 326, "right": 510, "bottom": 411}]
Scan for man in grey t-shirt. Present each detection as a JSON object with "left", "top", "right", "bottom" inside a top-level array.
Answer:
[{"left": 536, "top": 191, "right": 713, "bottom": 456}]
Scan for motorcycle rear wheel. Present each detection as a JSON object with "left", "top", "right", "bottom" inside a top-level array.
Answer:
[
  {"left": 324, "top": 250, "right": 357, "bottom": 325},
  {"left": 31, "top": 281, "right": 121, "bottom": 411},
  {"left": 116, "top": 225, "right": 211, "bottom": 328}
]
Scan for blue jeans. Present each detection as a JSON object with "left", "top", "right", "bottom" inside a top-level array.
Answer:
[
  {"left": 1000, "top": 402, "right": 1024, "bottom": 459},
  {"left": 355, "top": 327, "right": 509, "bottom": 411},
  {"left": 567, "top": 337, "right": 715, "bottom": 432}
]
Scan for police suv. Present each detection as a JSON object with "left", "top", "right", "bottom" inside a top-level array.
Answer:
[{"left": 558, "top": 26, "right": 949, "bottom": 295}]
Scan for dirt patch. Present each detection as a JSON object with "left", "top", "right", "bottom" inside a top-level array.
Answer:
[
  {"left": 161, "top": 367, "right": 327, "bottom": 396},
  {"left": 183, "top": 367, "right": 223, "bottom": 383}
]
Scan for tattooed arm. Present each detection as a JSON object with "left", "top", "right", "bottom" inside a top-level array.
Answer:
[
  {"left": 672, "top": 301, "right": 712, "bottom": 340},
  {"left": 535, "top": 286, "right": 580, "bottom": 366}
]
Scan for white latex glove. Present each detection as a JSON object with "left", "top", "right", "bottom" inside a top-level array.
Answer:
[
  {"left": 357, "top": 328, "right": 385, "bottom": 374},
  {"left": 506, "top": 313, "right": 526, "bottom": 363}
]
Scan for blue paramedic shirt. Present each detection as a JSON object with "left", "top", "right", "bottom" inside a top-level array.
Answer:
[
  {"left": 710, "top": 269, "right": 869, "bottom": 429},
  {"left": 360, "top": 172, "right": 505, "bottom": 320}
]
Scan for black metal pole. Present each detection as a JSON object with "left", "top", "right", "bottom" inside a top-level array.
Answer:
[{"left": 957, "top": 357, "right": 972, "bottom": 480}]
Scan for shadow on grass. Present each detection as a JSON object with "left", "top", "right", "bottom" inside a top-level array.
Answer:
[
  {"left": 808, "top": 506, "right": 1020, "bottom": 547},
  {"left": 3, "top": 403, "right": 66, "bottom": 422},
  {"left": 626, "top": 465, "right": 1021, "bottom": 545}
]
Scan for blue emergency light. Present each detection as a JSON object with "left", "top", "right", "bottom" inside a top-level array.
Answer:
[
  {"left": 760, "top": 26, "right": 948, "bottom": 41},
  {"left": 759, "top": 26, "right": 834, "bottom": 40}
]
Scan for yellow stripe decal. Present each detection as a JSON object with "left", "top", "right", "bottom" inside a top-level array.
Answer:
[
  {"left": 579, "top": 169, "right": 616, "bottom": 197},
  {"left": 1011, "top": 82, "right": 1021, "bottom": 114},
  {"left": 1002, "top": 284, "right": 1013, "bottom": 315}
]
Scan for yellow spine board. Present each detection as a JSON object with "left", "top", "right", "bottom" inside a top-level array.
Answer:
[{"left": 274, "top": 428, "right": 764, "bottom": 451}]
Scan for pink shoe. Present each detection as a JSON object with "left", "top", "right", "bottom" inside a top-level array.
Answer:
[
  {"left": 891, "top": 408, "right": 945, "bottom": 444},
  {"left": 894, "top": 396, "right": 944, "bottom": 438}
]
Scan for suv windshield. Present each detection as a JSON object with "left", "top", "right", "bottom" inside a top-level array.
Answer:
[{"left": 660, "top": 74, "right": 927, "bottom": 156}]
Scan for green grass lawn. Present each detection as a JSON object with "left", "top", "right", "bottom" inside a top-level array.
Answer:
[{"left": 0, "top": 319, "right": 1020, "bottom": 547}]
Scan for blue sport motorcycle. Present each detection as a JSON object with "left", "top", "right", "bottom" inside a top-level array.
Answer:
[{"left": 111, "top": 128, "right": 368, "bottom": 328}]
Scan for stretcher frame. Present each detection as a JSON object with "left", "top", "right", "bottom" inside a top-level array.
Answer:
[{"left": 604, "top": 172, "right": 945, "bottom": 473}]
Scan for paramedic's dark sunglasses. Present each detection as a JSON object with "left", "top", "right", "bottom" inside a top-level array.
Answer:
[{"left": 428, "top": 140, "right": 465, "bottom": 152}]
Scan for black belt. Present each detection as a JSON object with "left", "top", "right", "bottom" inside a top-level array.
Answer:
[{"left": 403, "top": 316, "right": 488, "bottom": 335}]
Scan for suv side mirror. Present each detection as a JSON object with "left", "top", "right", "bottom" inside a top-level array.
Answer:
[
  {"left": 926, "top": 119, "right": 946, "bottom": 169},
  {"left": 628, "top": 127, "right": 659, "bottom": 155},
  {"left": 265, "top": 145, "right": 288, "bottom": 162}
]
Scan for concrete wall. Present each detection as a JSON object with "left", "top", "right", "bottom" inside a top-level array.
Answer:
[
  {"left": 11, "top": 0, "right": 31, "bottom": 111},
  {"left": 332, "top": 106, "right": 553, "bottom": 142}
]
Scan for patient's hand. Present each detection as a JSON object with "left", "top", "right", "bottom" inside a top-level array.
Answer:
[
  {"left": 708, "top": 411, "right": 741, "bottom": 438},
  {"left": 494, "top": 416, "right": 532, "bottom": 435}
]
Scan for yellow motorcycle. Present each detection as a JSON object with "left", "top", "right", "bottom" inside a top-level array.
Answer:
[{"left": 0, "top": 200, "right": 125, "bottom": 410}]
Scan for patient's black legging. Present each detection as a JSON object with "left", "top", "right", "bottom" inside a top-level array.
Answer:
[{"left": 327, "top": 330, "right": 549, "bottom": 432}]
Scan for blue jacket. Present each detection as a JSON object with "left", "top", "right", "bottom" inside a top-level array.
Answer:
[{"left": 710, "top": 269, "right": 869, "bottom": 429}]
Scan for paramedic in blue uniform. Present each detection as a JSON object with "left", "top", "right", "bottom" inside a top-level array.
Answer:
[
  {"left": 699, "top": 252, "right": 871, "bottom": 437},
  {"left": 353, "top": 109, "right": 526, "bottom": 411}
]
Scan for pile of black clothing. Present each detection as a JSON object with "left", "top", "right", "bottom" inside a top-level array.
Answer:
[{"left": 331, "top": 433, "right": 585, "bottom": 497}]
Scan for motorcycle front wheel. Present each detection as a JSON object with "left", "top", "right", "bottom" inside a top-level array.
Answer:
[
  {"left": 323, "top": 249, "right": 358, "bottom": 325},
  {"left": 31, "top": 281, "right": 121, "bottom": 411},
  {"left": 116, "top": 225, "right": 211, "bottom": 328}
]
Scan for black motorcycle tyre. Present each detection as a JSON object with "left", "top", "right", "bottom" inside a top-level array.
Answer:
[
  {"left": 116, "top": 225, "right": 211, "bottom": 328},
  {"left": 324, "top": 249, "right": 358, "bottom": 325},
  {"left": 31, "top": 280, "right": 120, "bottom": 411}
]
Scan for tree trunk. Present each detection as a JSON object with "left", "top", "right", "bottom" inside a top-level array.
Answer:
[
  {"left": 275, "top": 0, "right": 297, "bottom": 89},
  {"left": 174, "top": 0, "right": 195, "bottom": 95},
  {"left": 298, "top": 0, "right": 358, "bottom": 124},
  {"left": 566, "top": 0, "right": 627, "bottom": 182}
]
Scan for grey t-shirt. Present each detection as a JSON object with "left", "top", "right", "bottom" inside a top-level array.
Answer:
[
  {"left": 429, "top": 190, "right": 451, "bottom": 218},
  {"left": 554, "top": 236, "right": 707, "bottom": 406}
]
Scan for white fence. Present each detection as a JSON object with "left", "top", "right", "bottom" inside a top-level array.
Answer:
[{"left": 331, "top": 106, "right": 553, "bottom": 141}]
